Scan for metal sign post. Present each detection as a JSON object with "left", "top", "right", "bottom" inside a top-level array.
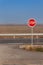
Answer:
[
  {"left": 27, "top": 18, "right": 36, "bottom": 46},
  {"left": 31, "top": 27, "right": 33, "bottom": 46}
]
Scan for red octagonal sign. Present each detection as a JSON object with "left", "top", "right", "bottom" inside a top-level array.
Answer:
[{"left": 28, "top": 18, "right": 36, "bottom": 27}]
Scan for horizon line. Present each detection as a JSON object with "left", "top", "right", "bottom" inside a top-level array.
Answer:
[{"left": 0, "top": 23, "right": 43, "bottom": 26}]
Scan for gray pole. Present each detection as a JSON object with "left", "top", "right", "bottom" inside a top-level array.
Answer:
[{"left": 31, "top": 27, "right": 33, "bottom": 46}]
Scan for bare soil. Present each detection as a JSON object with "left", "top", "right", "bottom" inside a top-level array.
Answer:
[
  {"left": 0, "top": 24, "right": 43, "bottom": 38},
  {"left": 0, "top": 44, "right": 43, "bottom": 65}
]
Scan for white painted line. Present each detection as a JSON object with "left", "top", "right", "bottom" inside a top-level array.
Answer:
[{"left": 0, "top": 33, "right": 43, "bottom": 36}]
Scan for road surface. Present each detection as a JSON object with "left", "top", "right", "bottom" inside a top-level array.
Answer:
[
  {"left": 0, "top": 44, "right": 43, "bottom": 65},
  {"left": 0, "top": 38, "right": 43, "bottom": 44}
]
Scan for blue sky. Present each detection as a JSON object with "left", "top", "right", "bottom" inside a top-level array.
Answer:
[{"left": 0, "top": 0, "right": 43, "bottom": 24}]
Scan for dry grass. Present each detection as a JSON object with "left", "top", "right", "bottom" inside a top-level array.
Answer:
[
  {"left": 19, "top": 45, "right": 43, "bottom": 52},
  {"left": 0, "top": 24, "right": 43, "bottom": 38},
  {"left": 0, "top": 24, "right": 43, "bottom": 33}
]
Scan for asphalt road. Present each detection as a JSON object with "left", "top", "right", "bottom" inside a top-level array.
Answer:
[
  {"left": 0, "top": 44, "right": 43, "bottom": 65},
  {"left": 0, "top": 38, "right": 43, "bottom": 44}
]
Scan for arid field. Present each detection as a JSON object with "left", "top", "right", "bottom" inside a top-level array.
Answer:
[
  {"left": 0, "top": 24, "right": 43, "bottom": 33},
  {"left": 0, "top": 44, "right": 43, "bottom": 65},
  {"left": 0, "top": 24, "right": 43, "bottom": 38},
  {"left": 0, "top": 24, "right": 43, "bottom": 65}
]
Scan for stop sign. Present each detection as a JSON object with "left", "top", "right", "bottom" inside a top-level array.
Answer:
[{"left": 28, "top": 18, "right": 36, "bottom": 27}]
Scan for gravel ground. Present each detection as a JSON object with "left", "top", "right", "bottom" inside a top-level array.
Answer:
[{"left": 0, "top": 44, "right": 43, "bottom": 65}]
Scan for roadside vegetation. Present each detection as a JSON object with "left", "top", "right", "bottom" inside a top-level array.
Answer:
[{"left": 19, "top": 45, "right": 43, "bottom": 52}]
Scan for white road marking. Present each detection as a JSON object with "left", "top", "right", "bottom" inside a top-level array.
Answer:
[{"left": 0, "top": 33, "right": 43, "bottom": 36}]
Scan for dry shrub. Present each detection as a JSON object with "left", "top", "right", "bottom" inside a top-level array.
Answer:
[
  {"left": 19, "top": 45, "right": 43, "bottom": 52},
  {"left": 35, "top": 47, "right": 43, "bottom": 52}
]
